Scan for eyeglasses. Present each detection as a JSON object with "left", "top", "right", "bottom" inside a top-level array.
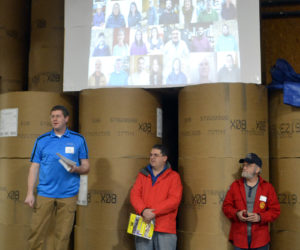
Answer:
[{"left": 150, "top": 153, "right": 163, "bottom": 158}]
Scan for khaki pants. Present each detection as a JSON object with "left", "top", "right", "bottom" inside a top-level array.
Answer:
[{"left": 28, "top": 195, "right": 77, "bottom": 250}]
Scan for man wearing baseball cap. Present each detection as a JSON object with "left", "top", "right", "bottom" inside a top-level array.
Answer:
[{"left": 222, "top": 153, "right": 280, "bottom": 250}]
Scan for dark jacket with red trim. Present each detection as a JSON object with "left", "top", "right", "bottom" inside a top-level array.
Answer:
[
  {"left": 222, "top": 176, "right": 280, "bottom": 248},
  {"left": 130, "top": 162, "right": 183, "bottom": 234}
]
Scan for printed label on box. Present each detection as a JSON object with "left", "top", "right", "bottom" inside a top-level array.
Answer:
[{"left": 0, "top": 108, "right": 18, "bottom": 137}]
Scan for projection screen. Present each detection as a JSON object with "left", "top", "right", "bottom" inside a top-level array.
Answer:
[{"left": 64, "top": 0, "right": 261, "bottom": 91}]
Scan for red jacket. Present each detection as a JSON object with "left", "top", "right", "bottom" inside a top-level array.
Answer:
[
  {"left": 130, "top": 163, "right": 183, "bottom": 234},
  {"left": 222, "top": 176, "right": 280, "bottom": 249}
]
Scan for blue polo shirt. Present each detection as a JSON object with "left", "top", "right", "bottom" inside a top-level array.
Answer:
[
  {"left": 108, "top": 70, "right": 128, "bottom": 86},
  {"left": 31, "top": 128, "right": 88, "bottom": 198}
]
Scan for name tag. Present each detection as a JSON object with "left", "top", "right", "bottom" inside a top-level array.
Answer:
[
  {"left": 259, "top": 195, "right": 267, "bottom": 202},
  {"left": 65, "top": 146, "right": 74, "bottom": 154}
]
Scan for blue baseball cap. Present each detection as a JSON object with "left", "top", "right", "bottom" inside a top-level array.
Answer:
[{"left": 239, "top": 153, "right": 262, "bottom": 168}]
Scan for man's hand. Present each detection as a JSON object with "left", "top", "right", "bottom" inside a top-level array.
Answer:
[
  {"left": 69, "top": 159, "right": 90, "bottom": 174},
  {"left": 142, "top": 208, "right": 156, "bottom": 223},
  {"left": 69, "top": 164, "right": 78, "bottom": 173},
  {"left": 24, "top": 193, "right": 35, "bottom": 208},
  {"left": 25, "top": 163, "right": 39, "bottom": 208},
  {"left": 246, "top": 212, "right": 261, "bottom": 223},
  {"left": 236, "top": 210, "right": 248, "bottom": 222}
]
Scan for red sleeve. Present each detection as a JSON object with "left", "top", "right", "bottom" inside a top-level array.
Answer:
[
  {"left": 222, "top": 182, "right": 239, "bottom": 222},
  {"left": 259, "top": 184, "right": 280, "bottom": 223},
  {"left": 152, "top": 172, "right": 183, "bottom": 217},
  {"left": 130, "top": 173, "right": 147, "bottom": 215}
]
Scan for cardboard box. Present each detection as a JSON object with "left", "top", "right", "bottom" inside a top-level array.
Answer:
[
  {"left": 269, "top": 158, "right": 299, "bottom": 250},
  {"left": 30, "top": 28, "right": 64, "bottom": 49},
  {"left": 178, "top": 204, "right": 231, "bottom": 234},
  {"left": 79, "top": 89, "right": 162, "bottom": 158},
  {"left": 269, "top": 91, "right": 300, "bottom": 158},
  {"left": 177, "top": 230, "right": 232, "bottom": 250},
  {"left": 74, "top": 225, "right": 134, "bottom": 250},
  {"left": 0, "top": 79, "right": 24, "bottom": 94},
  {"left": 0, "top": 91, "right": 75, "bottom": 158},
  {"left": 178, "top": 157, "right": 269, "bottom": 187},
  {"left": 0, "top": 29, "right": 26, "bottom": 92},
  {"left": 31, "top": 0, "right": 64, "bottom": 29},
  {"left": 0, "top": 223, "right": 30, "bottom": 250},
  {"left": 270, "top": 230, "right": 299, "bottom": 250},
  {"left": 76, "top": 199, "right": 134, "bottom": 230},
  {"left": 0, "top": 0, "right": 29, "bottom": 31},
  {"left": 86, "top": 158, "right": 149, "bottom": 188},
  {"left": 178, "top": 83, "right": 269, "bottom": 250},
  {"left": 179, "top": 83, "right": 268, "bottom": 158},
  {"left": 270, "top": 158, "right": 300, "bottom": 233},
  {"left": 0, "top": 159, "right": 33, "bottom": 225},
  {"left": 76, "top": 158, "right": 148, "bottom": 229},
  {"left": 28, "top": 47, "right": 63, "bottom": 92}
]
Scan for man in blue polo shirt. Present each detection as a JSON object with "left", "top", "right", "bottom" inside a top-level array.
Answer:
[{"left": 24, "top": 105, "right": 89, "bottom": 250}]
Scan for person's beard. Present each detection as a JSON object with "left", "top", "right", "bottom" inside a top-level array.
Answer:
[{"left": 241, "top": 170, "right": 255, "bottom": 179}]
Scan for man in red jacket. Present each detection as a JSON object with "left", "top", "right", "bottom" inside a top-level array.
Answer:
[
  {"left": 222, "top": 153, "right": 280, "bottom": 250},
  {"left": 130, "top": 144, "right": 182, "bottom": 250}
]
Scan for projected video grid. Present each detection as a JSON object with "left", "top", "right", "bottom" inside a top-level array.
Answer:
[{"left": 88, "top": 0, "right": 239, "bottom": 88}]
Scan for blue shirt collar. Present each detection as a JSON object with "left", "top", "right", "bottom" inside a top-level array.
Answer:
[{"left": 50, "top": 128, "right": 70, "bottom": 138}]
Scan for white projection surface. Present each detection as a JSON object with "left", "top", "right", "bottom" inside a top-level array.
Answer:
[{"left": 64, "top": 0, "right": 261, "bottom": 91}]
